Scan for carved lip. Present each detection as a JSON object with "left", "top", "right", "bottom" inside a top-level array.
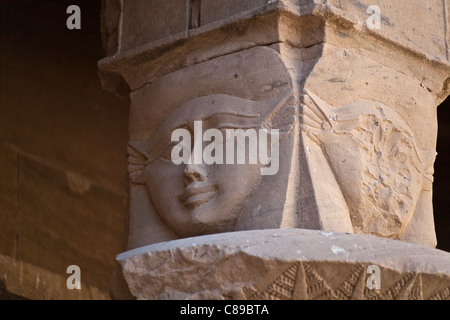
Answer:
[{"left": 179, "top": 184, "right": 218, "bottom": 209}]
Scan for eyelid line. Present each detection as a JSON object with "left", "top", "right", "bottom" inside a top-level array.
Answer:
[{"left": 215, "top": 123, "right": 260, "bottom": 130}]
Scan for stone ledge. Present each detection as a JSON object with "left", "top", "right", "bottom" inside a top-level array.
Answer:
[
  {"left": 100, "top": 1, "right": 450, "bottom": 64},
  {"left": 98, "top": 1, "right": 450, "bottom": 99},
  {"left": 112, "top": 229, "right": 450, "bottom": 300}
]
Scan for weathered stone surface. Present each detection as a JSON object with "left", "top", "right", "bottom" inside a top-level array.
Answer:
[
  {"left": 101, "top": 1, "right": 450, "bottom": 61},
  {"left": 99, "top": 0, "right": 450, "bottom": 94},
  {"left": 200, "top": 0, "right": 270, "bottom": 26},
  {"left": 0, "top": 144, "right": 18, "bottom": 258},
  {"left": 0, "top": 254, "right": 108, "bottom": 300},
  {"left": 15, "top": 155, "right": 125, "bottom": 291},
  {"left": 99, "top": 0, "right": 450, "bottom": 300},
  {"left": 0, "top": 197, "right": 17, "bottom": 258},
  {"left": 324, "top": 0, "right": 449, "bottom": 62},
  {"left": 0, "top": 0, "right": 129, "bottom": 296},
  {"left": 112, "top": 229, "right": 450, "bottom": 300},
  {"left": 121, "top": 0, "right": 188, "bottom": 53},
  {"left": 101, "top": 0, "right": 122, "bottom": 56},
  {"left": 98, "top": 0, "right": 450, "bottom": 252},
  {"left": 0, "top": 144, "right": 17, "bottom": 204},
  {"left": 122, "top": 43, "right": 443, "bottom": 247}
]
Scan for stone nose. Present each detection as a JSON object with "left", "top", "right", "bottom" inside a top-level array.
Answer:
[{"left": 183, "top": 162, "right": 206, "bottom": 185}]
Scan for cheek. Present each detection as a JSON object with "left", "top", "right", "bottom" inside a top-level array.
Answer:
[
  {"left": 145, "top": 162, "right": 185, "bottom": 200},
  {"left": 212, "top": 163, "right": 263, "bottom": 194}
]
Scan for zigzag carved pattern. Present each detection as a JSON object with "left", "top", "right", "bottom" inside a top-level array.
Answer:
[{"left": 238, "top": 263, "right": 449, "bottom": 300}]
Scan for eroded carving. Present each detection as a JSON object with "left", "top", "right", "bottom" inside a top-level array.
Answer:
[
  {"left": 239, "top": 262, "right": 447, "bottom": 300},
  {"left": 301, "top": 89, "right": 436, "bottom": 241},
  {"left": 123, "top": 45, "right": 438, "bottom": 246},
  {"left": 101, "top": 0, "right": 450, "bottom": 301},
  {"left": 128, "top": 90, "right": 296, "bottom": 238},
  {"left": 125, "top": 81, "right": 436, "bottom": 244}
]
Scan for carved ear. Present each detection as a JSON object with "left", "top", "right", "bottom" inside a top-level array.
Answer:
[
  {"left": 127, "top": 141, "right": 148, "bottom": 184},
  {"left": 300, "top": 89, "right": 333, "bottom": 135},
  {"left": 262, "top": 92, "right": 296, "bottom": 137}
]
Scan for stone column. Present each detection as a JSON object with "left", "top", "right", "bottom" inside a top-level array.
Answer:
[{"left": 99, "top": 0, "right": 450, "bottom": 300}]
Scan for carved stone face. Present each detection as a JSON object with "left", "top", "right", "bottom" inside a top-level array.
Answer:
[
  {"left": 125, "top": 46, "right": 437, "bottom": 247},
  {"left": 131, "top": 92, "right": 295, "bottom": 237}
]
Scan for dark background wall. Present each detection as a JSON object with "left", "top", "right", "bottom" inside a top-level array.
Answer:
[
  {"left": 0, "top": 0, "right": 448, "bottom": 299},
  {"left": 434, "top": 96, "right": 450, "bottom": 252},
  {"left": 0, "top": 0, "right": 129, "bottom": 298}
]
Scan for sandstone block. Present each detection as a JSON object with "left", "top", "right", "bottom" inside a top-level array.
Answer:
[{"left": 112, "top": 229, "right": 450, "bottom": 300}]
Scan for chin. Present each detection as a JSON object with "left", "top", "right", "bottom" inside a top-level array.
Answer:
[
  {"left": 191, "top": 208, "right": 240, "bottom": 234},
  {"left": 164, "top": 199, "right": 242, "bottom": 237}
]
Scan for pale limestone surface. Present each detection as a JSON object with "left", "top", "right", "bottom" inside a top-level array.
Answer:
[
  {"left": 99, "top": 1, "right": 450, "bottom": 250},
  {"left": 101, "top": 0, "right": 449, "bottom": 63},
  {"left": 111, "top": 229, "right": 450, "bottom": 300},
  {"left": 99, "top": 0, "right": 450, "bottom": 300}
]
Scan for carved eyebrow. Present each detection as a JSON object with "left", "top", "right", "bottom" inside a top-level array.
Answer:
[
  {"left": 146, "top": 124, "right": 192, "bottom": 163},
  {"left": 202, "top": 112, "right": 261, "bottom": 129},
  {"left": 146, "top": 113, "right": 262, "bottom": 164},
  {"left": 202, "top": 112, "right": 261, "bottom": 122},
  {"left": 215, "top": 123, "right": 260, "bottom": 130}
]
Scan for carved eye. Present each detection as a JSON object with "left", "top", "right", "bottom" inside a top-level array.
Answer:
[
  {"left": 159, "top": 141, "right": 180, "bottom": 162},
  {"left": 156, "top": 125, "right": 193, "bottom": 163}
]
